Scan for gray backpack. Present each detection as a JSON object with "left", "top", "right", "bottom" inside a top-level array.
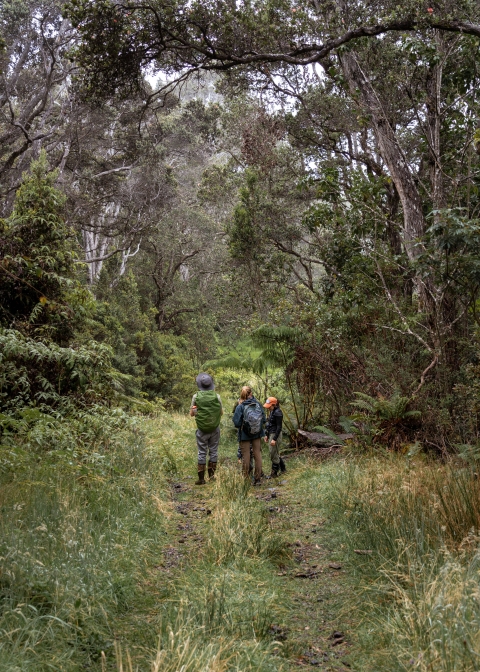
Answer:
[{"left": 242, "top": 400, "right": 263, "bottom": 436}]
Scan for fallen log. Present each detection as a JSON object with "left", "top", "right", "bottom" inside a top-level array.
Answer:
[{"left": 297, "top": 429, "right": 354, "bottom": 446}]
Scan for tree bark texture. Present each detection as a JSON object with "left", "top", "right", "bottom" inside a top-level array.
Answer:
[{"left": 339, "top": 52, "right": 426, "bottom": 262}]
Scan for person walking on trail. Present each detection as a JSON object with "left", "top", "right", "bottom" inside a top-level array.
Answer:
[
  {"left": 233, "top": 386, "right": 266, "bottom": 485},
  {"left": 190, "top": 373, "right": 223, "bottom": 485},
  {"left": 263, "top": 397, "right": 286, "bottom": 478}
]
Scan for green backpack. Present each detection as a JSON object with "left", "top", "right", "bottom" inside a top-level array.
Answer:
[{"left": 195, "top": 390, "right": 222, "bottom": 433}]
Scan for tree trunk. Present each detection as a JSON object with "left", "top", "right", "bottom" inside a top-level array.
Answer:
[
  {"left": 339, "top": 52, "right": 426, "bottom": 263},
  {"left": 339, "top": 51, "right": 443, "bottom": 353},
  {"left": 426, "top": 31, "right": 445, "bottom": 216}
]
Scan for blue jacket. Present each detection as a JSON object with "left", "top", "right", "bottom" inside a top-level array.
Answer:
[{"left": 233, "top": 397, "right": 266, "bottom": 441}]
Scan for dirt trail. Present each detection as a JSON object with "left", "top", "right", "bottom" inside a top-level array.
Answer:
[{"left": 161, "top": 458, "right": 355, "bottom": 671}]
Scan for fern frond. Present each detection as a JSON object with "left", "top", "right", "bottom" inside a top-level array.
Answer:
[
  {"left": 339, "top": 416, "right": 357, "bottom": 433},
  {"left": 350, "top": 397, "right": 375, "bottom": 413}
]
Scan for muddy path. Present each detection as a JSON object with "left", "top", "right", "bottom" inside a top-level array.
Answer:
[{"left": 160, "top": 456, "right": 356, "bottom": 671}]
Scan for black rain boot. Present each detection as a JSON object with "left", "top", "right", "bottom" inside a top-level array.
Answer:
[
  {"left": 270, "top": 464, "right": 280, "bottom": 478},
  {"left": 195, "top": 465, "right": 206, "bottom": 485},
  {"left": 279, "top": 457, "right": 286, "bottom": 473},
  {"left": 208, "top": 462, "right": 217, "bottom": 480}
]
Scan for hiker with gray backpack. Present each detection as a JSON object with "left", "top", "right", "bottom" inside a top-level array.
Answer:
[
  {"left": 190, "top": 373, "right": 223, "bottom": 485},
  {"left": 233, "top": 386, "right": 266, "bottom": 485}
]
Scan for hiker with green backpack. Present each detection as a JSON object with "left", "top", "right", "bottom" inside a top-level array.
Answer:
[
  {"left": 233, "top": 386, "right": 266, "bottom": 485},
  {"left": 190, "top": 373, "right": 223, "bottom": 485}
]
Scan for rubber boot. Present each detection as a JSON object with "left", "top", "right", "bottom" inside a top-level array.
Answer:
[
  {"left": 270, "top": 464, "right": 280, "bottom": 478},
  {"left": 208, "top": 462, "right": 217, "bottom": 481},
  {"left": 195, "top": 465, "right": 206, "bottom": 485},
  {"left": 279, "top": 457, "right": 286, "bottom": 473}
]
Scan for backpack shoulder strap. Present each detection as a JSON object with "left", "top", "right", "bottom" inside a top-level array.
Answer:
[{"left": 240, "top": 399, "right": 250, "bottom": 430}]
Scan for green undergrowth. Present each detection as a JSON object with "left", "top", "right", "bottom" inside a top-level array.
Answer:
[
  {"left": 135, "top": 415, "right": 294, "bottom": 672},
  {"left": 6, "top": 406, "right": 479, "bottom": 671},
  {"left": 0, "top": 409, "right": 168, "bottom": 670},
  {"left": 288, "top": 452, "right": 480, "bottom": 671},
  {"left": 0, "top": 409, "right": 294, "bottom": 671}
]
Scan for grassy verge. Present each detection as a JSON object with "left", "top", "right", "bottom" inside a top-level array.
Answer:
[
  {"left": 0, "top": 409, "right": 168, "bottom": 670},
  {"left": 288, "top": 450, "right": 480, "bottom": 671}
]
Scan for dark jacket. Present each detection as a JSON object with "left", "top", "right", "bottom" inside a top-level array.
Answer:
[
  {"left": 266, "top": 406, "right": 283, "bottom": 440},
  {"left": 233, "top": 397, "right": 266, "bottom": 442}
]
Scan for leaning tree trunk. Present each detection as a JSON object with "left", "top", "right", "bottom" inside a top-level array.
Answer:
[
  {"left": 339, "top": 51, "right": 442, "bottom": 354},
  {"left": 339, "top": 52, "right": 426, "bottom": 262}
]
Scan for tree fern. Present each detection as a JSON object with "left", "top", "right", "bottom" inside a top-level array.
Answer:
[
  {"left": 204, "top": 353, "right": 269, "bottom": 375},
  {"left": 349, "top": 391, "right": 421, "bottom": 449},
  {"left": 351, "top": 391, "right": 421, "bottom": 420}
]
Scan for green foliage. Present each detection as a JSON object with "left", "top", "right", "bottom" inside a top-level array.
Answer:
[
  {"left": 65, "top": 0, "right": 480, "bottom": 104},
  {"left": 110, "top": 413, "right": 293, "bottom": 670},
  {"left": 419, "top": 209, "right": 480, "bottom": 297},
  {"left": 350, "top": 391, "right": 421, "bottom": 449},
  {"left": 0, "top": 151, "right": 92, "bottom": 344},
  {"left": 92, "top": 272, "right": 197, "bottom": 408},
  {"left": 351, "top": 391, "right": 420, "bottom": 419},
  {"left": 229, "top": 170, "right": 266, "bottom": 263},
  {"left": 0, "top": 412, "right": 167, "bottom": 669},
  {"left": 251, "top": 325, "right": 320, "bottom": 431},
  {"left": 60, "top": 0, "right": 480, "bottom": 450},
  {"left": 298, "top": 453, "right": 480, "bottom": 671},
  {"left": 207, "top": 352, "right": 269, "bottom": 376},
  {"left": 207, "top": 467, "right": 289, "bottom": 566},
  {"left": 210, "top": 367, "right": 248, "bottom": 402},
  {"left": 313, "top": 425, "right": 344, "bottom": 443},
  {"left": 0, "top": 154, "right": 117, "bottom": 417},
  {"left": 251, "top": 325, "right": 303, "bottom": 368},
  {"left": 0, "top": 328, "right": 119, "bottom": 413}
]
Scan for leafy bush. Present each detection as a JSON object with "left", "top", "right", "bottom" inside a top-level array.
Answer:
[
  {"left": 0, "top": 154, "right": 121, "bottom": 418},
  {"left": 0, "top": 151, "right": 92, "bottom": 344},
  {"left": 0, "top": 329, "right": 120, "bottom": 414},
  {"left": 92, "top": 273, "right": 197, "bottom": 407}
]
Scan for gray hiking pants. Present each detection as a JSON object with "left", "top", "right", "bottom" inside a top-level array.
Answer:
[
  {"left": 266, "top": 431, "right": 282, "bottom": 467},
  {"left": 196, "top": 426, "right": 220, "bottom": 465}
]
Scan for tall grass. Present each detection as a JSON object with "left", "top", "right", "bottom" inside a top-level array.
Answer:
[
  {"left": 207, "top": 467, "right": 289, "bottom": 566},
  {"left": 130, "top": 461, "right": 292, "bottom": 672},
  {"left": 0, "top": 411, "right": 167, "bottom": 670},
  {"left": 0, "top": 410, "right": 291, "bottom": 670},
  {"left": 131, "top": 586, "right": 283, "bottom": 672},
  {"left": 295, "top": 454, "right": 480, "bottom": 671}
]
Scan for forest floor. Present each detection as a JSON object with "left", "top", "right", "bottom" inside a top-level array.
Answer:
[
  {"left": 140, "top": 417, "right": 359, "bottom": 672},
  {"left": 160, "top": 466, "right": 357, "bottom": 671}
]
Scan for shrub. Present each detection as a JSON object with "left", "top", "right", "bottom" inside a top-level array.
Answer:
[
  {"left": 0, "top": 151, "right": 92, "bottom": 344},
  {"left": 0, "top": 329, "right": 120, "bottom": 414}
]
